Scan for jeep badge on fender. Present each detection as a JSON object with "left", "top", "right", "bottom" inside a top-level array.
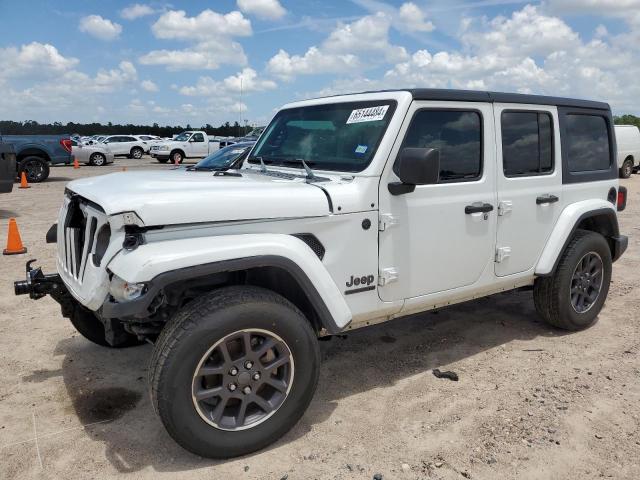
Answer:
[
  {"left": 345, "top": 274, "right": 376, "bottom": 294},
  {"left": 14, "top": 88, "right": 627, "bottom": 459}
]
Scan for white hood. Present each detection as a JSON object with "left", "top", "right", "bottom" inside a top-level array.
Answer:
[{"left": 66, "top": 169, "right": 331, "bottom": 226}]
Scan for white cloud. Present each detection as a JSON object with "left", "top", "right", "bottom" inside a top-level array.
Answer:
[
  {"left": 0, "top": 42, "right": 78, "bottom": 79},
  {"left": 398, "top": 2, "right": 434, "bottom": 32},
  {"left": 120, "top": 3, "right": 156, "bottom": 20},
  {"left": 140, "top": 79, "right": 159, "bottom": 92},
  {"left": 139, "top": 40, "right": 248, "bottom": 70},
  {"left": 78, "top": 15, "right": 123, "bottom": 41},
  {"left": 179, "top": 68, "right": 277, "bottom": 96},
  {"left": 151, "top": 9, "right": 252, "bottom": 40},
  {"left": 267, "top": 12, "right": 407, "bottom": 80},
  {"left": 267, "top": 47, "right": 360, "bottom": 80},
  {"left": 237, "top": 0, "right": 286, "bottom": 20},
  {"left": 140, "top": 9, "right": 252, "bottom": 71}
]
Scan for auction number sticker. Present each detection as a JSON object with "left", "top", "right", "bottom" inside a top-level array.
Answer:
[{"left": 346, "top": 105, "right": 389, "bottom": 124}]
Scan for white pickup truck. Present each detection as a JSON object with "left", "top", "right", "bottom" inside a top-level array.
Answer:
[{"left": 149, "top": 131, "right": 223, "bottom": 164}]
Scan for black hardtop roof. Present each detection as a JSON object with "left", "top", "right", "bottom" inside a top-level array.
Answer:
[{"left": 348, "top": 88, "right": 610, "bottom": 111}]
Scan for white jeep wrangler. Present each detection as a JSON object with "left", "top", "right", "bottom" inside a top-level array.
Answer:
[{"left": 15, "top": 89, "right": 628, "bottom": 458}]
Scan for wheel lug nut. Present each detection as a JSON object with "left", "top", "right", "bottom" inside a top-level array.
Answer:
[
  {"left": 230, "top": 367, "right": 238, "bottom": 376},
  {"left": 243, "top": 386, "right": 251, "bottom": 394},
  {"left": 253, "top": 372, "right": 261, "bottom": 381},
  {"left": 244, "top": 361, "right": 253, "bottom": 369},
  {"left": 229, "top": 383, "right": 237, "bottom": 391}
]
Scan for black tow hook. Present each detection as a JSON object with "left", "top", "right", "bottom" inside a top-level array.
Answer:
[{"left": 14, "top": 259, "right": 63, "bottom": 300}]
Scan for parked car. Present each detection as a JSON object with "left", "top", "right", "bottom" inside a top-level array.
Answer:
[
  {"left": 149, "top": 131, "right": 223, "bottom": 163},
  {"left": 614, "top": 125, "right": 640, "bottom": 178},
  {"left": 0, "top": 134, "right": 72, "bottom": 182},
  {"left": 134, "top": 135, "right": 163, "bottom": 153},
  {"left": 187, "top": 141, "right": 255, "bottom": 171},
  {"left": 71, "top": 140, "right": 114, "bottom": 166},
  {"left": 0, "top": 142, "right": 16, "bottom": 193},
  {"left": 15, "top": 89, "right": 628, "bottom": 458},
  {"left": 100, "top": 135, "right": 147, "bottom": 159}
]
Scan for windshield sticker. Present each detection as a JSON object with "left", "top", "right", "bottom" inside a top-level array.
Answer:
[
  {"left": 346, "top": 105, "right": 389, "bottom": 124},
  {"left": 355, "top": 145, "right": 368, "bottom": 154}
]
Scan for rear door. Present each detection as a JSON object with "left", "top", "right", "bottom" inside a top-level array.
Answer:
[{"left": 494, "top": 104, "right": 562, "bottom": 276}]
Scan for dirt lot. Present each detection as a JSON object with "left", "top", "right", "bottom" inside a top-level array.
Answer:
[{"left": 0, "top": 158, "right": 638, "bottom": 480}]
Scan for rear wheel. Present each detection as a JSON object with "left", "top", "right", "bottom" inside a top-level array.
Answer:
[
  {"left": 620, "top": 158, "right": 633, "bottom": 179},
  {"left": 534, "top": 230, "right": 612, "bottom": 331},
  {"left": 149, "top": 286, "right": 320, "bottom": 458},
  {"left": 18, "top": 156, "right": 50, "bottom": 183},
  {"left": 130, "top": 147, "right": 144, "bottom": 159},
  {"left": 89, "top": 152, "right": 106, "bottom": 166}
]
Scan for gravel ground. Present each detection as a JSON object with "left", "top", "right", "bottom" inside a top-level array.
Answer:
[{"left": 0, "top": 157, "right": 638, "bottom": 480}]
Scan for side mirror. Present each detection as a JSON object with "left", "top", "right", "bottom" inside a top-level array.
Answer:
[{"left": 388, "top": 147, "right": 440, "bottom": 195}]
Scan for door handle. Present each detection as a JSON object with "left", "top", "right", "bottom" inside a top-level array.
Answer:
[
  {"left": 536, "top": 194, "right": 559, "bottom": 205},
  {"left": 465, "top": 203, "right": 494, "bottom": 214}
]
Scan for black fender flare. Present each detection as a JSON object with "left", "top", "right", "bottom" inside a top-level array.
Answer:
[{"left": 100, "top": 255, "right": 347, "bottom": 334}]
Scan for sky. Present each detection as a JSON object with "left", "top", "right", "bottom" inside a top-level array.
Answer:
[{"left": 0, "top": 0, "right": 639, "bottom": 127}]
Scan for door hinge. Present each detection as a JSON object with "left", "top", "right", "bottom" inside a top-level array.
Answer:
[
  {"left": 378, "top": 267, "right": 399, "bottom": 286},
  {"left": 378, "top": 213, "right": 397, "bottom": 231},
  {"left": 497, "top": 200, "right": 513, "bottom": 216},
  {"left": 495, "top": 246, "right": 512, "bottom": 263}
]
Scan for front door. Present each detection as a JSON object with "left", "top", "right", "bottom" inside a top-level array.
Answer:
[
  {"left": 189, "top": 132, "right": 207, "bottom": 157},
  {"left": 493, "top": 104, "right": 562, "bottom": 276},
  {"left": 378, "top": 101, "right": 497, "bottom": 302}
]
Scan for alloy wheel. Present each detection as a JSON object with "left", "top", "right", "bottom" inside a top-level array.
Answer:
[
  {"left": 191, "top": 329, "right": 294, "bottom": 431},
  {"left": 570, "top": 252, "right": 604, "bottom": 313}
]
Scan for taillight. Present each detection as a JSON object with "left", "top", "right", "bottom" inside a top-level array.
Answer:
[
  {"left": 617, "top": 186, "right": 627, "bottom": 212},
  {"left": 60, "top": 139, "right": 72, "bottom": 153}
]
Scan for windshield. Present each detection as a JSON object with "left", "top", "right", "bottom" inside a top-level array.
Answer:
[
  {"left": 194, "top": 143, "right": 252, "bottom": 170},
  {"left": 174, "top": 132, "right": 192, "bottom": 142},
  {"left": 249, "top": 100, "right": 396, "bottom": 172}
]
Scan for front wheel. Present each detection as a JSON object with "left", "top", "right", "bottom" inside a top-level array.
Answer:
[
  {"left": 170, "top": 150, "right": 184, "bottom": 164},
  {"left": 534, "top": 230, "right": 612, "bottom": 331},
  {"left": 149, "top": 286, "right": 320, "bottom": 458},
  {"left": 619, "top": 158, "right": 633, "bottom": 179}
]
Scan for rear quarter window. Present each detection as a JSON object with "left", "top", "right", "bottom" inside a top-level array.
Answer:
[{"left": 565, "top": 114, "right": 611, "bottom": 172}]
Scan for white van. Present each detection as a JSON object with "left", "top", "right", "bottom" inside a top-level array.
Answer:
[{"left": 615, "top": 125, "right": 640, "bottom": 178}]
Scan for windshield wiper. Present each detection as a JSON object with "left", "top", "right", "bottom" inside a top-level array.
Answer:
[{"left": 187, "top": 165, "right": 226, "bottom": 171}]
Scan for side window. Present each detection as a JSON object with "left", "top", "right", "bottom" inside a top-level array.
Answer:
[
  {"left": 192, "top": 133, "right": 205, "bottom": 142},
  {"left": 501, "top": 111, "right": 553, "bottom": 177},
  {"left": 125, "top": 136, "right": 137, "bottom": 142},
  {"left": 565, "top": 114, "right": 611, "bottom": 172},
  {"left": 397, "top": 110, "right": 482, "bottom": 182}
]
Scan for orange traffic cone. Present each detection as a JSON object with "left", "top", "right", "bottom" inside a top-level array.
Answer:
[
  {"left": 73, "top": 158, "right": 80, "bottom": 169},
  {"left": 3, "top": 218, "right": 27, "bottom": 255},
  {"left": 18, "top": 172, "right": 30, "bottom": 189},
  {"left": 174, "top": 157, "right": 179, "bottom": 166}
]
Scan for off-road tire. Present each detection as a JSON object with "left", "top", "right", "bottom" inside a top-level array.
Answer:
[
  {"left": 534, "top": 230, "right": 612, "bottom": 331},
  {"left": 149, "top": 286, "right": 320, "bottom": 458},
  {"left": 130, "top": 147, "right": 144, "bottom": 159},
  {"left": 69, "top": 307, "right": 143, "bottom": 348},
  {"left": 18, "top": 156, "right": 50, "bottom": 183},
  {"left": 89, "top": 152, "right": 106, "bottom": 166}
]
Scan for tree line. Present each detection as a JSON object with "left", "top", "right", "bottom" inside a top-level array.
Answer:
[
  {"left": 614, "top": 114, "right": 640, "bottom": 129},
  {"left": 0, "top": 120, "right": 255, "bottom": 137}
]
